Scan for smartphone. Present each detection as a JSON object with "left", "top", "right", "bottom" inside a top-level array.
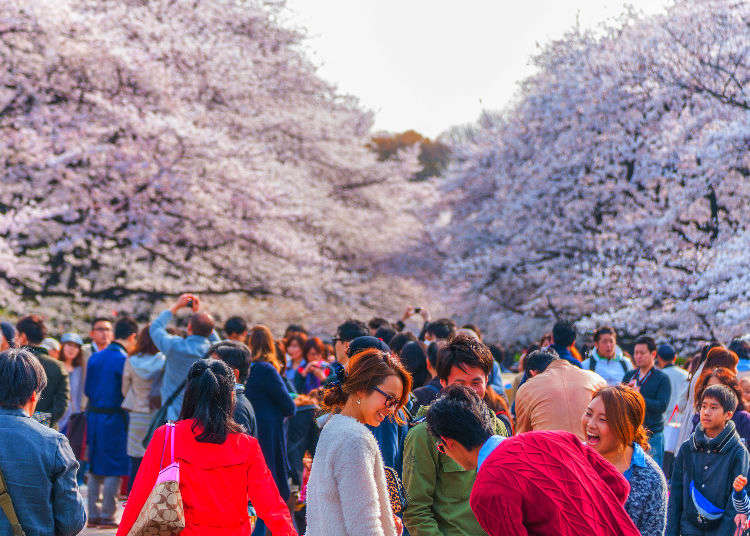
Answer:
[
  {"left": 414, "top": 307, "right": 422, "bottom": 314},
  {"left": 186, "top": 298, "right": 194, "bottom": 310}
]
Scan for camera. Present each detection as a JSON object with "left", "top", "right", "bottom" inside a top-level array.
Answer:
[{"left": 414, "top": 307, "right": 422, "bottom": 314}]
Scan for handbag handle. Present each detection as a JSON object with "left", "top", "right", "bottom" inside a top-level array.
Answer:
[{"left": 159, "top": 422, "right": 176, "bottom": 469}]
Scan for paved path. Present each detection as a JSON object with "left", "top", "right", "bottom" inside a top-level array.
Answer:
[{"left": 79, "top": 485, "right": 122, "bottom": 536}]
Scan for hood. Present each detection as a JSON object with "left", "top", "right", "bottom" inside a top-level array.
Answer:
[{"left": 129, "top": 352, "right": 166, "bottom": 380}]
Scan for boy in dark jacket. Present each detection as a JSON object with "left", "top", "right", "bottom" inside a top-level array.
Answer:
[{"left": 667, "top": 384, "right": 750, "bottom": 536}]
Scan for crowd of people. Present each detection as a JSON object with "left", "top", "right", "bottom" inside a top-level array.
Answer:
[{"left": 1, "top": 294, "right": 750, "bottom": 536}]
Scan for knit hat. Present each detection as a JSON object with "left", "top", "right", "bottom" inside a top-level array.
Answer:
[
  {"left": 41, "top": 337, "right": 61, "bottom": 352},
  {"left": 347, "top": 336, "right": 390, "bottom": 359},
  {"left": 60, "top": 332, "right": 84, "bottom": 346},
  {"left": 0, "top": 321, "right": 16, "bottom": 348},
  {"left": 657, "top": 343, "right": 676, "bottom": 362}
]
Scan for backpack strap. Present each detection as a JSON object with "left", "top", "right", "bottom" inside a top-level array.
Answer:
[
  {"left": 619, "top": 360, "right": 629, "bottom": 375},
  {"left": 0, "top": 466, "right": 26, "bottom": 536},
  {"left": 588, "top": 357, "right": 596, "bottom": 372}
]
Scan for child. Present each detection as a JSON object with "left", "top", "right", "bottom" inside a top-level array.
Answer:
[
  {"left": 733, "top": 475, "right": 749, "bottom": 532},
  {"left": 667, "top": 384, "right": 750, "bottom": 536}
]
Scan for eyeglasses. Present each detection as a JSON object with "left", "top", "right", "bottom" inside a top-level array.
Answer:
[
  {"left": 372, "top": 386, "right": 399, "bottom": 409},
  {"left": 435, "top": 438, "right": 447, "bottom": 454}
]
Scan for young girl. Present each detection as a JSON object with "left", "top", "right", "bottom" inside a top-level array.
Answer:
[{"left": 305, "top": 349, "right": 412, "bottom": 536}]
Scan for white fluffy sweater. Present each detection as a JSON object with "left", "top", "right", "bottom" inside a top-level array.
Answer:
[{"left": 305, "top": 413, "right": 396, "bottom": 536}]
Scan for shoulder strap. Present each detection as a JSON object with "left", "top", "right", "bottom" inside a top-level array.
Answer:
[
  {"left": 0, "top": 466, "right": 26, "bottom": 536},
  {"left": 159, "top": 422, "right": 177, "bottom": 469},
  {"left": 619, "top": 360, "right": 629, "bottom": 374},
  {"left": 164, "top": 380, "right": 187, "bottom": 409},
  {"left": 588, "top": 357, "right": 596, "bottom": 372}
]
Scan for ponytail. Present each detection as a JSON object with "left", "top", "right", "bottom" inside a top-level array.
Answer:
[{"left": 179, "top": 358, "right": 241, "bottom": 443}]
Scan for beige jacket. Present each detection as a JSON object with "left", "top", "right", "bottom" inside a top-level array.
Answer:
[
  {"left": 515, "top": 359, "right": 606, "bottom": 440},
  {"left": 121, "top": 356, "right": 164, "bottom": 413}
]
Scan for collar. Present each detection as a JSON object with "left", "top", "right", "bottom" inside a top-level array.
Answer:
[
  {"left": 0, "top": 407, "right": 29, "bottom": 418},
  {"left": 25, "top": 345, "right": 49, "bottom": 357},
  {"left": 108, "top": 341, "right": 128, "bottom": 355},
  {"left": 623, "top": 443, "right": 647, "bottom": 481},
  {"left": 477, "top": 435, "right": 505, "bottom": 470}
]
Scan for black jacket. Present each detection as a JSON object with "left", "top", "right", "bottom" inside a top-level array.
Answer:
[
  {"left": 233, "top": 385, "right": 257, "bottom": 438},
  {"left": 667, "top": 420, "right": 749, "bottom": 536},
  {"left": 286, "top": 404, "right": 319, "bottom": 486},
  {"left": 26, "top": 346, "right": 70, "bottom": 427},
  {"left": 623, "top": 367, "right": 671, "bottom": 434}
]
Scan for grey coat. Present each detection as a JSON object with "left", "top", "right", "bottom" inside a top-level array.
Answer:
[{"left": 0, "top": 408, "right": 86, "bottom": 536}]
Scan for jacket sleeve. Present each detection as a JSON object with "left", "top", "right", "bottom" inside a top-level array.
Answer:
[
  {"left": 149, "top": 310, "right": 179, "bottom": 355},
  {"left": 666, "top": 444, "right": 686, "bottom": 536},
  {"left": 116, "top": 425, "right": 166, "bottom": 536},
  {"left": 402, "top": 424, "right": 442, "bottom": 536},
  {"left": 51, "top": 435, "right": 86, "bottom": 536},
  {"left": 121, "top": 359, "right": 133, "bottom": 400},
  {"left": 246, "top": 437, "right": 297, "bottom": 536},
  {"left": 514, "top": 385, "right": 533, "bottom": 434},
  {"left": 470, "top": 473, "right": 528, "bottom": 536},
  {"left": 719, "top": 446, "right": 750, "bottom": 535},
  {"left": 641, "top": 375, "right": 670, "bottom": 415},
  {"left": 333, "top": 435, "right": 390, "bottom": 536},
  {"left": 52, "top": 363, "right": 71, "bottom": 426},
  {"left": 262, "top": 364, "right": 296, "bottom": 417}
]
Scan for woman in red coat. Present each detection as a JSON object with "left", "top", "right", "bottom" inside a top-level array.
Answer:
[{"left": 117, "top": 359, "right": 297, "bottom": 536}]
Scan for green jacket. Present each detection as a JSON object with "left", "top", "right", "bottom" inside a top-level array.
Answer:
[{"left": 402, "top": 405, "right": 508, "bottom": 536}]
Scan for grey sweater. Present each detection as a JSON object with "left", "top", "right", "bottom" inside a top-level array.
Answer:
[{"left": 624, "top": 443, "right": 668, "bottom": 536}]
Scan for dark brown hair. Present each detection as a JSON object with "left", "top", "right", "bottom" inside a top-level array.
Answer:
[
  {"left": 593, "top": 326, "right": 616, "bottom": 342},
  {"left": 436, "top": 333, "right": 493, "bottom": 381},
  {"left": 59, "top": 342, "right": 83, "bottom": 368},
  {"left": 132, "top": 325, "right": 159, "bottom": 356},
  {"left": 303, "top": 337, "right": 327, "bottom": 362},
  {"left": 189, "top": 312, "right": 215, "bottom": 337},
  {"left": 694, "top": 367, "right": 744, "bottom": 412},
  {"left": 703, "top": 347, "right": 739, "bottom": 373},
  {"left": 321, "top": 349, "right": 412, "bottom": 420},
  {"left": 591, "top": 385, "right": 650, "bottom": 452}
]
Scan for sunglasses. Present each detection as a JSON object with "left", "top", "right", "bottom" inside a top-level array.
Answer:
[{"left": 372, "top": 386, "right": 399, "bottom": 409}]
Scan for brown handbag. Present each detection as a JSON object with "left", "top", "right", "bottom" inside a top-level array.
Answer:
[{"left": 127, "top": 423, "right": 185, "bottom": 536}]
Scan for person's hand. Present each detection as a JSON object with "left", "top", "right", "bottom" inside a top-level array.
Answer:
[
  {"left": 419, "top": 308, "right": 430, "bottom": 322},
  {"left": 735, "top": 513, "right": 748, "bottom": 530},
  {"left": 312, "top": 365, "right": 328, "bottom": 381},
  {"left": 734, "top": 475, "right": 748, "bottom": 492},
  {"left": 393, "top": 515, "right": 403, "bottom": 536},
  {"left": 401, "top": 307, "right": 414, "bottom": 322},
  {"left": 170, "top": 293, "right": 199, "bottom": 314}
]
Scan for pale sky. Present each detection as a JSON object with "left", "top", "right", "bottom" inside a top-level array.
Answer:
[{"left": 284, "top": 0, "right": 672, "bottom": 138}]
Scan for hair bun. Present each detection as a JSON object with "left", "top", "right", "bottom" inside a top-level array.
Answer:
[{"left": 329, "top": 361, "right": 347, "bottom": 386}]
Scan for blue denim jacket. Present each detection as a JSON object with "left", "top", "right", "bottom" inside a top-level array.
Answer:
[
  {"left": 150, "top": 310, "right": 220, "bottom": 420},
  {"left": 0, "top": 408, "right": 86, "bottom": 536}
]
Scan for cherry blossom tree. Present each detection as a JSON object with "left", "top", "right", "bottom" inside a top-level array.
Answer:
[
  {"left": 0, "top": 0, "right": 430, "bottom": 330},
  {"left": 435, "top": 0, "right": 749, "bottom": 346}
]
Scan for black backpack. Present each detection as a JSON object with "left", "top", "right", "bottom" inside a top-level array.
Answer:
[{"left": 588, "top": 356, "right": 628, "bottom": 375}]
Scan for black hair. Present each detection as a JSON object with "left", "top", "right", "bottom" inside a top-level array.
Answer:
[
  {"left": 114, "top": 316, "right": 138, "bottom": 341},
  {"left": 224, "top": 316, "right": 248, "bottom": 337},
  {"left": 16, "top": 315, "right": 47, "bottom": 345},
  {"left": 285, "top": 324, "right": 308, "bottom": 337},
  {"left": 426, "top": 319, "right": 457, "bottom": 340},
  {"left": 593, "top": 326, "right": 616, "bottom": 342},
  {"left": 426, "top": 342, "right": 439, "bottom": 369},
  {"left": 401, "top": 341, "right": 430, "bottom": 388},
  {"left": 488, "top": 344, "right": 505, "bottom": 366},
  {"left": 436, "top": 333, "right": 493, "bottom": 381},
  {"left": 700, "top": 384, "right": 738, "bottom": 413},
  {"left": 206, "top": 340, "right": 251, "bottom": 383},
  {"left": 389, "top": 332, "right": 418, "bottom": 356},
  {"left": 426, "top": 385, "right": 494, "bottom": 450},
  {"left": 461, "top": 324, "right": 483, "bottom": 340},
  {"left": 368, "top": 317, "right": 391, "bottom": 331},
  {"left": 336, "top": 319, "right": 368, "bottom": 343},
  {"left": 552, "top": 321, "right": 576, "bottom": 347},
  {"left": 634, "top": 336, "right": 657, "bottom": 353},
  {"left": 374, "top": 326, "right": 397, "bottom": 345},
  {"left": 179, "top": 359, "right": 242, "bottom": 443},
  {"left": 524, "top": 349, "right": 559, "bottom": 374},
  {"left": 91, "top": 316, "right": 113, "bottom": 329},
  {"left": 729, "top": 339, "right": 749, "bottom": 361},
  {"left": 0, "top": 348, "right": 47, "bottom": 408}
]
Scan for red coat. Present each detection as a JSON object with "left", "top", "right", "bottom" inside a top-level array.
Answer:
[
  {"left": 117, "top": 420, "right": 297, "bottom": 536},
  {"left": 470, "top": 431, "right": 640, "bottom": 536}
]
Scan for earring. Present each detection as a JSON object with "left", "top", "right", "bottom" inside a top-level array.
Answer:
[{"left": 357, "top": 399, "right": 361, "bottom": 405}]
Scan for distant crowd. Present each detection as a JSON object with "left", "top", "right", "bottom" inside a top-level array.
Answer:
[{"left": 1, "top": 295, "right": 750, "bottom": 536}]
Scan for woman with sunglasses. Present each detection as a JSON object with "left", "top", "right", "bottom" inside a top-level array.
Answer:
[{"left": 305, "top": 348, "right": 412, "bottom": 536}]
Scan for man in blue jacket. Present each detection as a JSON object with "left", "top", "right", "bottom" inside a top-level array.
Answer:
[
  {"left": 85, "top": 315, "right": 139, "bottom": 529},
  {"left": 150, "top": 293, "right": 219, "bottom": 421},
  {"left": 0, "top": 348, "right": 86, "bottom": 536}
]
